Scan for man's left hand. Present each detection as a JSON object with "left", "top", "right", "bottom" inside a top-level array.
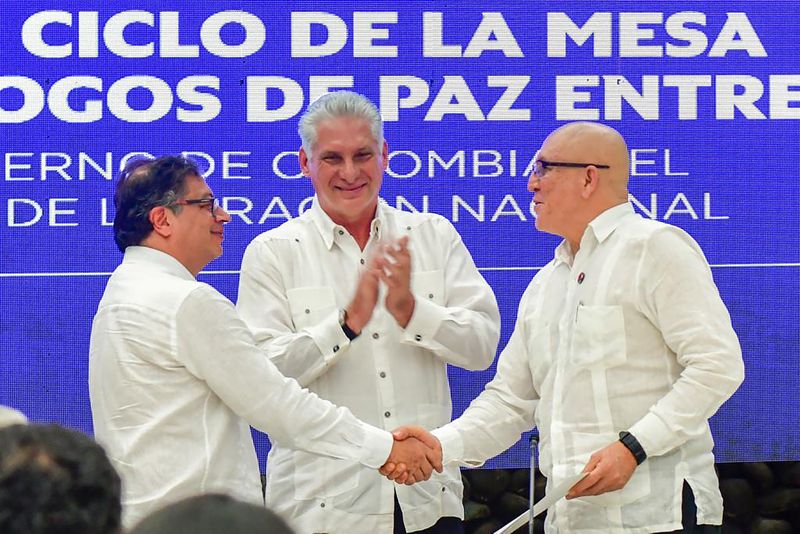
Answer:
[
  {"left": 378, "top": 236, "right": 415, "bottom": 328},
  {"left": 566, "top": 441, "right": 637, "bottom": 499}
]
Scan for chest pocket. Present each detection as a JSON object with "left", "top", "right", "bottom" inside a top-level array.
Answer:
[
  {"left": 571, "top": 305, "right": 627, "bottom": 368},
  {"left": 411, "top": 269, "right": 445, "bottom": 306},
  {"left": 286, "top": 286, "right": 336, "bottom": 331}
]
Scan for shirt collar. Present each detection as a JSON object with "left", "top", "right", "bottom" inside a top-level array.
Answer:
[
  {"left": 122, "top": 246, "right": 196, "bottom": 282},
  {"left": 587, "top": 202, "right": 635, "bottom": 244},
  {"left": 308, "top": 196, "right": 385, "bottom": 250},
  {"left": 553, "top": 202, "right": 635, "bottom": 265}
]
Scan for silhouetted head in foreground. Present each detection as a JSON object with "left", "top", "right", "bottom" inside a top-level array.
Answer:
[
  {"left": 131, "top": 493, "right": 295, "bottom": 534},
  {"left": 0, "top": 423, "right": 121, "bottom": 534}
]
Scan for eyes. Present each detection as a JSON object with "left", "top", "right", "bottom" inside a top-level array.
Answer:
[{"left": 321, "top": 151, "right": 373, "bottom": 163}]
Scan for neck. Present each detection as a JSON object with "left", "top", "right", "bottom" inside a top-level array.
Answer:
[
  {"left": 139, "top": 239, "right": 201, "bottom": 278},
  {"left": 325, "top": 205, "right": 377, "bottom": 251},
  {"left": 567, "top": 239, "right": 580, "bottom": 257},
  {"left": 342, "top": 220, "right": 372, "bottom": 250}
]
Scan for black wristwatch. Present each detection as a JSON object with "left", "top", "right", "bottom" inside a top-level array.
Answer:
[
  {"left": 619, "top": 431, "right": 647, "bottom": 465},
  {"left": 339, "top": 309, "right": 359, "bottom": 341}
]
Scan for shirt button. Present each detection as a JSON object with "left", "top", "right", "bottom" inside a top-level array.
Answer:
[
  {"left": 360, "top": 258, "right": 365, "bottom": 265},
  {"left": 428, "top": 293, "right": 434, "bottom": 299},
  {"left": 372, "top": 332, "right": 379, "bottom": 339},
  {"left": 441, "top": 487, "right": 446, "bottom": 492},
  {"left": 338, "top": 230, "right": 344, "bottom": 235},
  {"left": 384, "top": 411, "right": 391, "bottom": 418},
  {"left": 333, "top": 345, "right": 340, "bottom": 352},
  {"left": 414, "top": 334, "right": 422, "bottom": 342},
  {"left": 379, "top": 372, "right": 386, "bottom": 378},
  {"left": 305, "top": 309, "right": 310, "bottom": 314},
  {"left": 406, "top": 226, "right": 411, "bottom": 230},
  {"left": 320, "top": 503, "right": 325, "bottom": 508}
]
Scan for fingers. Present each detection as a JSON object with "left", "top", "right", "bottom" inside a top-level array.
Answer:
[
  {"left": 388, "top": 463, "right": 407, "bottom": 482},
  {"left": 382, "top": 241, "right": 410, "bottom": 281},
  {"left": 567, "top": 467, "right": 601, "bottom": 498},
  {"left": 383, "top": 436, "right": 439, "bottom": 485},
  {"left": 402, "top": 425, "right": 438, "bottom": 449},
  {"left": 566, "top": 442, "right": 638, "bottom": 499},
  {"left": 391, "top": 426, "right": 443, "bottom": 473},
  {"left": 427, "top": 447, "right": 444, "bottom": 473},
  {"left": 379, "top": 462, "right": 396, "bottom": 476},
  {"left": 392, "top": 427, "right": 410, "bottom": 441}
]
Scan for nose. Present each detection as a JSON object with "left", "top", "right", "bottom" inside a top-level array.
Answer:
[
  {"left": 527, "top": 173, "right": 540, "bottom": 193},
  {"left": 341, "top": 158, "right": 359, "bottom": 182},
  {"left": 214, "top": 205, "right": 232, "bottom": 223}
]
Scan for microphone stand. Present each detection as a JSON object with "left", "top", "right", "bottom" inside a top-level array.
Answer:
[{"left": 529, "top": 434, "right": 539, "bottom": 534}]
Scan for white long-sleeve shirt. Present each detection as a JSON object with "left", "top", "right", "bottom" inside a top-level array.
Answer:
[
  {"left": 89, "top": 246, "right": 392, "bottom": 528},
  {"left": 433, "top": 203, "right": 744, "bottom": 533},
  {"left": 237, "top": 199, "right": 500, "bottom": 533}
]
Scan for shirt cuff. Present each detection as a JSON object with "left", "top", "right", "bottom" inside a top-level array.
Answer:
[
  {"left": 628, "top": 412, "right": 679, "bottom": 458},
  {"left": 304, "top": 308, "right": 351, "bottom": 363},
  {"left": 432, "top": 425, "right": 465, "bottom": 466},
  {"left": 402, "top": 296, "right": 445, "bottom": 346},
  {"left": 357, "top": 425, "right": 394, "bottom": 469}
]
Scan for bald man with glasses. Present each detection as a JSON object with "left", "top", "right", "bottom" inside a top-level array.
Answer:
[{"left": 390, "top": 122, "right": 744, "bottom": 533}]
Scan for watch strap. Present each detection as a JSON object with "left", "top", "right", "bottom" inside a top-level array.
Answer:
[
  {"left": 619, "top": 431, "right": 647, "bottom": 465},
  {"left": 339, "top": 309, "right": 359, "bottom": 341}
]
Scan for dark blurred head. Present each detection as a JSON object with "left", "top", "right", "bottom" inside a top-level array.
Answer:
[
  {"left": 0, "top": 424, "right": 121, "bottom": 534},
  {"left": 113, "top": 156, "right": 201, "bottom": 252},
  {"left": 130, "top": 493, "right": 294, "bottom": 534}
]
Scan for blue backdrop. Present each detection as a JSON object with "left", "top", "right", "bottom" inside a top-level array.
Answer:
[{"left": 1, "top": 1, "right": 798, "bottom": 468}]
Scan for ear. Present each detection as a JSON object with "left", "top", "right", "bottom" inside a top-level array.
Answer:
[
  {"left": 381, "top": 140, "right": 389, "bottom": 171},
  {"left": 148, "top": 206, "right": 173, "bottom": 238},
  {"left": 581, "top": 166, "right": 600, "bottom": 199},
  {"left": 298, "top": 146, "right": 312, "bottom": 177}
]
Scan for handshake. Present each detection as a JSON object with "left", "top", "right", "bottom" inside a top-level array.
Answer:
[{"left": 379, "top": 426, "right": 443, "bottom": 485}]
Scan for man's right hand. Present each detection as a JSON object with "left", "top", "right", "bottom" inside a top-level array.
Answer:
[
  {"left": 381, "top": 431, "right": 443, "bottom": 485},
  {"left": 379, "top": 426, "right": 443, "bottom": 485},
  {"left": 345, "top": 256, "right": 382, "bottom": 334}
]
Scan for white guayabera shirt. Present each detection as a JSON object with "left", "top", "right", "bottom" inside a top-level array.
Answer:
[
  {"left": 89, "top": 246, "right": 392, "bottom": 529},
  {"left": 237, "top": 199, "right": 501, "bottom": 533},
  {"left": 0, "top": 406, "right": 27, "bottom": 428},
  {"left": 434, "top": 203, "right": 744, "bottom": 534}
]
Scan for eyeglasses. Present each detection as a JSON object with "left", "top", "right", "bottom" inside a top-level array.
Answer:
[
  {"left": 531, "top": 160, "right": 610, "bottom": 179},
  {"left": 172, "top": 197, "right": 223, "bottom": 221}
]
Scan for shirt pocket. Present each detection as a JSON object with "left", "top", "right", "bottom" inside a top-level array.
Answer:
[
  {"left": 571, "top": 305, "right": 627, "bottom": 369},
  {"left": 286, "top": 286, "right": 336, "bottom": 330},
  {"left": 411, "top": 269, "right": 445, "bottom": 306},
  {"left": 567, "top": 431, "right": 651, "bottom": 508},
  {"left": 291, "top": 451, "right": 360, "bottom": 499}
]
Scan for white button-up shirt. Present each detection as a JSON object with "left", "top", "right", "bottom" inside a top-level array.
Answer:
[
  {"left": 89, "top": 246, "right": 392, "bottom": 528},
  {"left": 433, "top": 203, "right": 744, "bottom": 533},
  {"left": 237, "top": 199, "right": 500, "bottom": 533}
]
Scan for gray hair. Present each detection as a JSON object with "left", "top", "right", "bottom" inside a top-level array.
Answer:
[{"left": 298, "top": 91, "right": 383, "bottom": 154}]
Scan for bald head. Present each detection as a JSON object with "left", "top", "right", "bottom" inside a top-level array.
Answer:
[
  {"left": 529, "top": 122, "right": 632, "bottom": 251},
  {"left": 543, "top": 122, "right": 630, "bottom": 199}
]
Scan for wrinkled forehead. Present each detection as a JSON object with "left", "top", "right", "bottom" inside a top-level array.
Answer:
[{"left": 315, "top": 116, "right": 379, "bottom": 147}]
